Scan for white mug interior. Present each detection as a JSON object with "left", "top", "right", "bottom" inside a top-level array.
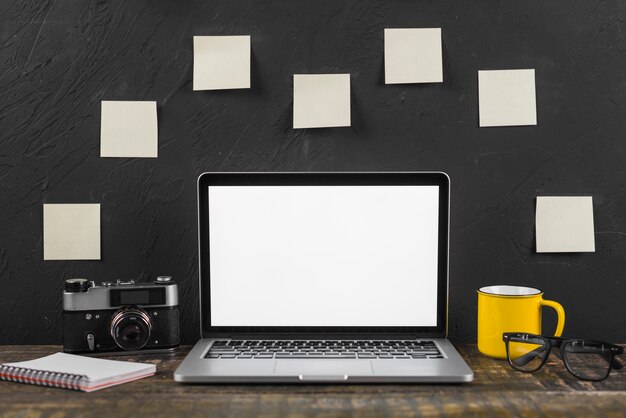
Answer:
[{"left": 478, "top": 285, "right": 541, "bottom": 296}]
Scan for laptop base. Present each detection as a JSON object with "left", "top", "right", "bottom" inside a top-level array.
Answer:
[{"left": 174, "top": 338, "right": 473, "bottom": 383}]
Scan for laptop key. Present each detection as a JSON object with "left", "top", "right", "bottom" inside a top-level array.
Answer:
[
  {"left": 324, "top": 354, "right": 356, "bottom": 359},
  {"left": 285, "top": 355, "right": 323, "bottom": 359}
]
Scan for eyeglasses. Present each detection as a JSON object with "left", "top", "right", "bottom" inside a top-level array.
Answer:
[{"left": 502, "top": 333, "right": 624, "bottom": 381}]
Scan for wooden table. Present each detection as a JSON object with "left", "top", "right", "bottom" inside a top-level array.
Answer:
[{"left": 1, "top": 345, "right": 624, "bottom": 417}]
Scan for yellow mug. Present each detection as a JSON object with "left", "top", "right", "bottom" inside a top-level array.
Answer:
[{"left": 477, "top": 285, "right": 565, "bottom": 359}]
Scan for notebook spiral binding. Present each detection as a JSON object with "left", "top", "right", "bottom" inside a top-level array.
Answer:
[{"left": 0, "top": 365, "right": 87, "bottom": 391}]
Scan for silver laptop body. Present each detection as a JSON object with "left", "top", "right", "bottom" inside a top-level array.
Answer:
[{"left": 175, "top": 172, "right": 473, "bottom": 383}]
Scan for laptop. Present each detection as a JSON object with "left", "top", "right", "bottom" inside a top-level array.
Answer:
[{"left": 174, "top": 172, "right": 473, "bottom": 383}]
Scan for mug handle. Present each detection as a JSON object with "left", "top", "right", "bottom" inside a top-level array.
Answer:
[{"left": 540, "top": 299, "right": 565, "bottom": 337}]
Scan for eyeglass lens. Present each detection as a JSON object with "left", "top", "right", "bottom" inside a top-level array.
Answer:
[
  {"left": 563, "top": 341, "right": 612, "bottom": 381},
  {"left": 507, "top": 335, "right": 550, "bottom": 372}
]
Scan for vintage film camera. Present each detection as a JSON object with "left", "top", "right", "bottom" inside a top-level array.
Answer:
[{"left": 63, "top": 277, "right": 180, "bottom": 354}]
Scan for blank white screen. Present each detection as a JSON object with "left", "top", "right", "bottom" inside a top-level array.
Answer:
[{"left": 209, "top": 185, "right": 440, "bottom": 326}]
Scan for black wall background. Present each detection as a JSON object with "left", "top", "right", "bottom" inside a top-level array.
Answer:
[{"left": 1, "top": 0, "right": 625, "bottom": 345}]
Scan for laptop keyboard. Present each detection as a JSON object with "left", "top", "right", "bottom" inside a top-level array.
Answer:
[{"left": 205, "top": 340, "right": 443, "bottom": 359}]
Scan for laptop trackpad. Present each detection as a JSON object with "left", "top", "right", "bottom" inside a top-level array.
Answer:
[{"left": 274, "top": 360, "right": 374, "bottom": 378}]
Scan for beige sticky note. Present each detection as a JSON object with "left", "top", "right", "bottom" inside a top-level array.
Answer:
[
  {"left": 536, "top": 196, "right": 595, "bottom": 253},
  {"left": 384, "top": 28, "right": 443, "bottom": 84},
  {"left": 193, "top": 35, "right": 251, "bottom": 91},
  {"left": 293, "top": 74, "right": 351, "bottom": 129},
  {"left": 43, "top": 204, "right": 101, "bottom": 260},
  {"left": 100, "top": 101, "right": 158, "bottom": 158},
  {"left": 478, "top": 69, "right": 537, "bottom": 127}
]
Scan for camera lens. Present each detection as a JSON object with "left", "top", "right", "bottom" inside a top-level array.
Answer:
[{"left": 110, "top": 308, "right": 152, "bottom": 351}]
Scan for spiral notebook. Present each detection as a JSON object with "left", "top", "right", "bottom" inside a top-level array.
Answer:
[{"left": 0, "top": 353, "right": 156, "bottom": 392}]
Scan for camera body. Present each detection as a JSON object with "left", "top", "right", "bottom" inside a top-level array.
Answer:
[{"left": 63, "top": 277, "right": 180, "bottom": 355}]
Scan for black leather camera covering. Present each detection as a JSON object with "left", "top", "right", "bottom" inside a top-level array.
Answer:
[{"left": 63, "top": 306, "right": 180, "bottom": 354}]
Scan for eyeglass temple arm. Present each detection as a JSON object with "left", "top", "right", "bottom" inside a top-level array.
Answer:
[{"left": 510, "top": 346, "right": 544, "bottom": 367}]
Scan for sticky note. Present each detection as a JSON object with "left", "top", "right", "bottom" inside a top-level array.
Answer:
[
  {"left": 100, "top": 101, "right": 158, "bottom": 158},
  {"left": 43, "top": 204, "right": 101, "bottom": 260},
  {"left": 293, "top": 74, "right": 351, "bottom": 129},
  {"left": 193, "top": 35, "right": 251, "bottom": 91},
  {"left": 536, "top": 196, "right": 595, "bottom": 253},
  {"left": 478, "top": 69, "right": 537, "bottom": 127},
  {"left": 384, "top": 28, "right": 443, "bottom": 84}
]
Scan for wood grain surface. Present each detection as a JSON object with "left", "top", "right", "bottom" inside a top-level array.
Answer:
[{"left": 1, "top": 345, "right": 625, "bottom": 417}]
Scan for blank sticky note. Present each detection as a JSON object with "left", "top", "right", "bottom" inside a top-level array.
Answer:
[
  {"left": 536, "top": 196, "right": 595, "bottom": 253},
  {"left": 384, "top": 28, "right": 443, "bottom": 84},
  {"left": 193, "top": 35, "right": 251, "bottom": 91},
  {"left": 100, "top": 101, "right": 158, "bottom": 158},
  {"left": 478, "top": 69, "right": 537, "bottom": 127},
  {"left": 293, "top": 74, "right": 351, "bottom": 129},
  {"left": 43, "top": 204, "right": 101, "bottom": 260}
]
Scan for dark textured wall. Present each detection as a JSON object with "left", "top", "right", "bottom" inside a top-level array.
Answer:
[{"left": 1, "top": 0, "right": 625, "bottom": 345}]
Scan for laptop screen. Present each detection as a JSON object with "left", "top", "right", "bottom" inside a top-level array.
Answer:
[{"left": 208, "top": 185, "right": 440, "bottom": 327}]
